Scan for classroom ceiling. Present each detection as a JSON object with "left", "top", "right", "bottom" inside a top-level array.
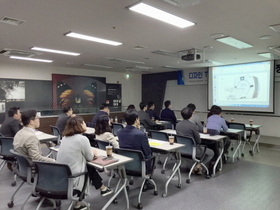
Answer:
[{"left": 0, "top": 0, "right": 279, "bottom": 74}]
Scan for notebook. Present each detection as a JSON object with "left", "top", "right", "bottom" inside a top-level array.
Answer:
[{"left": 91, "top": 156, "right": 119, "bottom": 166}]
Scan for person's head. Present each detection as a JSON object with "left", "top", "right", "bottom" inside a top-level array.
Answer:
[
  {"left": 147, "top": 101, "right": 155, "bottom": 110},
  {"left": 164, "top": 100, "right": 171, "bottom": 108},
  {"left": 100, "top": 103, "right": 109, "bottom": 113},
  {"left": 62, "top": 107, "right": 73, "bottom": 116},
  {"left": 63, "top": 116, "right": 86, "bottom": 137},
  {"left": 124, "top": 109, "right": 139, "bottom": 126},
  {"left": 8, "top": 106, "right": 21, "bottom": 119},
  {"left": 187, "top": 103, "right": 196, "bottom": 112},
  {"left": 95, "top": 115, "right": 112, "bottom": 135},
  {"left": 126, "top": 104, "right": 135, "bottom": 110},
  {"left": 207, "top": 105, "right": 218, "bottom": 118},
  {"left": 211, "top": 105, "right": 222, "bottom": 115},
  {"left": 21, "top": 110, "right": 40, "bottom": 128},
  {"left": 181, "top": 107, "right": 193, "bottom": 120},
  {"left": 139, "top": 102, "right": 147, "bottom": 111}
]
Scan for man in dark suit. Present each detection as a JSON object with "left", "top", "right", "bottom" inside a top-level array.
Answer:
[
  {"left": 91, "top": 103, "right": 110, "bottom": 127},
  {"left": 138, "top": 102, "right": 157, "bottom": 131},
  {"left": 0, "top": 106, "right": 22, "bottom": 137},
  {"left": 160, "top": 100, "right": 177, "bottom": 125},
  {"left": 55, "top": 107, "right": 76, "bottom": 134},
  {"left": 176, "top": 107, "right": 214, "bottom": 174},
  {"left": 146, "top": 101, "right": 159, "bottom": 121},
  {"left": 117, "top": 109, "right": 154, "bottom": 191}
]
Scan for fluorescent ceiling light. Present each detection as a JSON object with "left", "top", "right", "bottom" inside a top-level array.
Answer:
[
  {"left": 10, "top": 56, "right": 53, "bottom": 63},
  {"left": 105, "top": 57, "right": 145, "bottom": 64},
  {"left": 216, "top": 36, "right": 253, "bottom": 49},
  {"left": 84, "top": 64, "right": 112, "bottom": 68},
  {"left": 65, "top": 32, "right": 123, "bottom": 46},
  {"left": 269, "top": 24, "right": 280, "bottom": 34},
  {"left": 257, "top": 52, "right": 276, "bottom": 59},
  {"left": 31, "top": 47, "right": 80, "bottom": 56},
  {"left": 269, "top": 46, "right": 280, "bottom": 54},
  {"left": 127, "top": 2, "right": 195, "bottom": 28}
]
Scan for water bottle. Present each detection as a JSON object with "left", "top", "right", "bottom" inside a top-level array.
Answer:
[{"left": 114, "top": 116, "right": 118, "bottom": 123}]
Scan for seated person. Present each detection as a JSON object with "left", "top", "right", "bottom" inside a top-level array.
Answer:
[
  {"left": 91, "top": 103, "right": 110, "bottom": 127},
  {"left": 138, "top": 102, "right": 158, "bottom": 131},
  {"left": 95, "top": 115, "right": 119, "bottom": 148},
  {"left": 117, "top": 109, "right": 154, "bottom": 191},
  {"left": 57, "top": 116, "right": 112, "bottom": 210},
  {"left": 55, "top": 107, "right": 76, "bottom": 134},
  {"left": 0, "top": 106, "right": 23, "bottom": 137},
  {"left": 206, "top": 105, "right": 231, "bottom": 162},
  {"left": 126, "top": 104, "right": 136, "bottom": 111},
  {"left": 160, "top": 100, "right": 177, "bottom": 125},
  {"left": 13, "top": 110, "right": 55, "bottom": 163},
  {"left": 146, "top": 101, "right": 159, "bottom": 121},
  {"left": 176, "top": 107, "right": 214, "bottom": 174},
  {"left": 187, "top": 103, "right": 203, "bottom": 133}
]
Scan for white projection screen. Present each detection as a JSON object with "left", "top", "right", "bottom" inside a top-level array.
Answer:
[{"left": 208, "top": 60, "right": 275, "bottom": 113}]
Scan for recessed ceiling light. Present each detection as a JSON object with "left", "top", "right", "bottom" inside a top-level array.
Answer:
[
  {"left": 133, "top": 45, "right": 147, "bottom": 50},
  {"left": 0, "top": 16, "right": 25, "bottom": 26},
  {"left": 10, "top": 56, "right": 53, "bottom": 63},
  {"left": 216, "top": 36, "right": 253, "bottom": 49},
  {"left": 259, "top": 35, "right": 272, "bottom": 40},
  {"left": 269, "top": 46, "right": 280, "bottom": 54},
  {"left": 257, "top": 52, "right": 278, "bottom": 59},
  {"left": 84, "top": 64, "right": 112, "bottom": 68},
  {"left": 31, "top": 47, "right": 80, "bottom": 56},
  {"left": 127, "top": 2, "right": 195, "bottom": 28},
  {"left": 65, "top": 32, "right": 123, "bottom": 46},
  {"left": 269, "top": 24, "right": 280, "bottom": 34},
  {"left": 210, "top": 33, "right": 224, "bottom": 39}
]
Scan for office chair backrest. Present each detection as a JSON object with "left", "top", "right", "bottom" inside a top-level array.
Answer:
[
  {"left": 206, "top": 128, "right": 219, "bottom": 136},
  {"left": 114, "top": 148, "right": 144, "bottom": 176},
  {"left": 174, "top": 135, "right": 195, "bottom": 157},
  {"left": 228, "top": 122, "right": 246, "bottom": 138},
  {"left": 0, "top": 137, "right": 15, "bottom": 158},
  {"left": 95, "top": 139, "right": 110, "bottom": 150},
  {"left": 160, "top": 118, "right": 174, "bottom": 129},
  {"left": 111, "top": 123, "right": 124, "bottom": 136},
  {"left": 149, "top": 131, "right": 169, "bottom": 142},
  {"left": 10, "top": 149, "right": 33, "bottom": 183},
  {"left": 50, "top": 125, "right": 61, "bottom": 144},
  {"left": 33, "top": 161, "right": 72, "bottom": 199}
]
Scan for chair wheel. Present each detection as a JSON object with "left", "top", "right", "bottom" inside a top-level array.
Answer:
[
  {"left": 177, "top": 184, "right": 181, "bottom": 188},
  {"left": 158, "top": 160, "right": 162, "bottom": 164},
  {"left": 241, "top": 153, "right": 244, "bottom": 157},
  {"left": 161, "top": 170, "right": 165, "bottom": 174},
  {"left": 231, "top": 147, "right": 234, "bottom": 151},
  {"left": 129, "top": 180, "right": 134, "bottom": 185},
  {"left": 257, "top": 149, "right": 260, "bottom": 153},
  {"left": 154, "top": 190, "right": 158, "bottom": 195},
  {"left": 237, "top": 157, "right": 240, "bottom": 160},
  {"left": 126, "top": 186, "right": 130, "bottom": 191},
  {"left": 113, "top": 198, "right": 118, "bottom": 204},
  {"left": 206, "top": 175, "right": 210, "bottom": 179},
  {"left": 162, "top": 193, "right": 167, "bottom": 198},
  {"left": 137, "top": 203, "right": 143, "bottom": 209},
  {"left": 11, "top": 182, "right": 16, "bottom": 187},
  {"left": 7, "top": 201, "right": 14, "bottom": 208},
  {"left": 186, "top": 179, "right": 190, "bottom": 183},
  {"left": 249, "top": 150, "right": 253, "bottom": 155}
]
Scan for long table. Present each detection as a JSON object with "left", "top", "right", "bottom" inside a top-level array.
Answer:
[
  {"left": 51, "top": 147, "right": 133, "bottom": 210},
  {"left": 148, "top": 138, "right": 185, "bottom": 197}
]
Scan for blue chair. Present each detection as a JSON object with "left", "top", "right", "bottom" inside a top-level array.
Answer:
[
  {"left": 0, "top": 137, "right": 16, "bottom": 173},
  {"left": 50, "top": 125, "right": 62, "bottom": 145},
  {"left": 94, "top": 139, "right": 110, "bottom": 150},
  {"left": 174, "top": 135, "right": 210, "bottom": 183},
  {"left": 111, "top": 123, "right": 124, "bottom": 136},
  {"left": 114, "top": 148, "right": 158, "bottom": 209},
  {"left": 33, "top": 161, "right": 89, "bottom": 210}
]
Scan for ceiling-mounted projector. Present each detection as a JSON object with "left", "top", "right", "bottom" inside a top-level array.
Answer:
[{"left": 181, "top": 53, "right": 201, "bottom": 61}]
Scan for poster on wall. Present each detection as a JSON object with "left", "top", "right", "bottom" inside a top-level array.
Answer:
[
  {"left": 0, "top": 80, "right": 25, "bottom": 101},
  {"left": 52, "top": 74, "right": 106, "bottom": 112},
  {"left": 0, "top": 102, "right": 5, "bottom": 113},
  {"left": 106, "top": 84, "right": 122, "bottom": 111}
]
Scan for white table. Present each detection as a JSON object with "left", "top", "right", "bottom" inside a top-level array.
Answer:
[
  {"left": 245, "top": 124, "right": 261, "bottom": 154},
  {"left": 84, "top": 127, "right": 95, "bottom": 135},
  {"left": 148, "top": 138, "right": 185, "bottom": 197},
  {"left": 51, "top": 147, "right": 133, "bottom": 210},
  {"left": 35, "top": 131, "right": 58, "bottom": 156}
]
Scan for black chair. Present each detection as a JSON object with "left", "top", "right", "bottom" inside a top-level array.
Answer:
[
  {"left": 139, "top": 122, "right": 146, "bottom": 133},
  {"left": 50, "top": 125, "right": 62, "bottom": 145},
  {"left": 7, "top": 150, "right": 34, "bottom": 209},
  {"left": 114, "top": 148, "right": 158, "bottom": 209},
  {"left": 86, "top": 122, "right": 95, "bottom": 128},
  {"left": 174, "top": 135, "right": 210, "bottom": 183},
  {"left": 0, "top": 137, "right": 16, "bottom": 173},
  {"left": 149, "top": 130, "right": 171, "bottom": 174},
  {"left": 228, "top": 122, "right": 252, "bottom": 156},
  {"left": 159, "top": 118, "right": 174, "bottom": 129},
  {"left": 111, "top": 123, "right": 124, "bottom": 136},
  {"left": 94, "top": 139, "right": 110, "bottom": 150},
  {"left": 32, "top": 161, "right": 89, "bottom": 210}
]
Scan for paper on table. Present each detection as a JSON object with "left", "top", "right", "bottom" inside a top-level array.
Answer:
[{"left": 149, "top": 140, "right": 165, "bottom": 146}]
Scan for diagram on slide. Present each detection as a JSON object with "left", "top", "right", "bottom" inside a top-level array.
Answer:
[{"left": 225, "top": 75, "right": 259, "bottom": 101}]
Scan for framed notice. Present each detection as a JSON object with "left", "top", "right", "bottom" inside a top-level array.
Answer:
[{"left": 106, "top": 84, "right": 122, "bottom": 111}]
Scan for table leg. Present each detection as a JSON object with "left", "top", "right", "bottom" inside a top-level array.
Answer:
[
  {"left": 252, "top": 129, "right": 261, "bottom": 155},
  {"left": 232, "top": 135, "right": 242, "bottom": 163},
  {"left": 162, "top": 150, "right": 181, "bottom": 198},
  {"left": 212, "top": 140, "right": 224, "bottom": 177},
  {"left": 102, "top": 165, "right": 129, "bottom": 210}
]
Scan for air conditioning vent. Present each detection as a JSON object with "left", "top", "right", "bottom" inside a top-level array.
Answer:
[
  {"left": 0, "top": 16, "right": 25, "bottom": 25},
  {"left": 0, "top": 48, "right": 42, "bottom": 57}
]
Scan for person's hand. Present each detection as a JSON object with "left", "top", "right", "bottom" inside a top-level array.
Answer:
[
  {"left": 92, "top": 148, "right": 98, "bottom": 157},
  {"left": 71, "top": 114, "right": 76, "bottom": 117}
]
